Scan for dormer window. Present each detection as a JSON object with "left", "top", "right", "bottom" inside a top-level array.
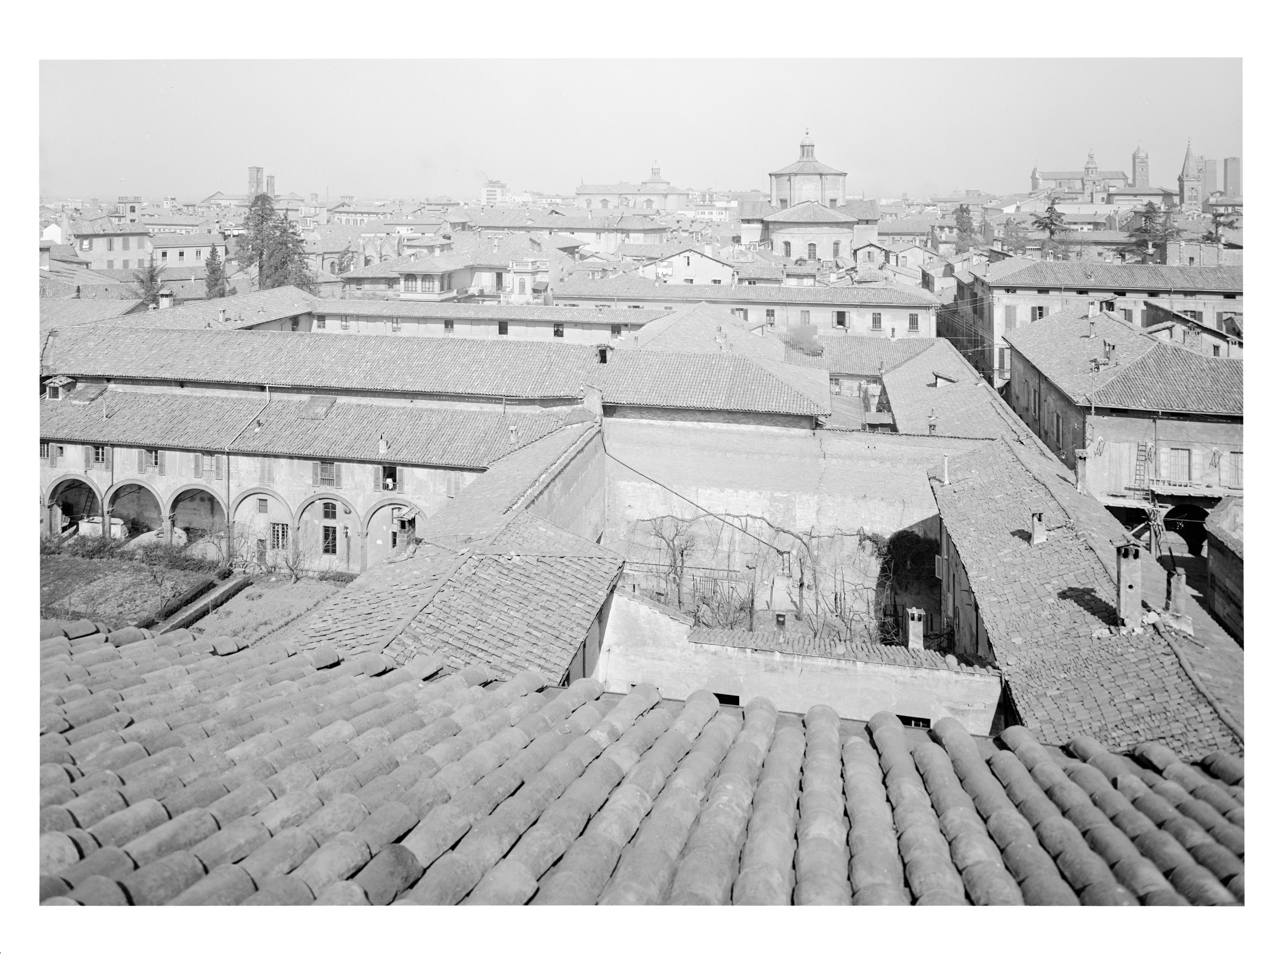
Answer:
[{"left": 45, "top": 376, "right": 74, "bottom": 400}]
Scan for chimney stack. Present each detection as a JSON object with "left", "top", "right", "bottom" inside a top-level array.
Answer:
[
  {"left": 377, "top": 433, "right": 389, "bottom": 455},
  {"left": 219, "top": 308, "right": 228, "bottom": 323},
  {"left": 1087, "top": 299, "right": 1099, "bottom": 318},
  {"left": 942, "top": 454, "right": 950, "bottom": 485},
  {"left": 906, "top": 608, "right": 925, "bottom": 651},
  {"left": 508, "top": 424, "right": 518, "bottom": 445},
  {"left": 1115, "top": 542, "right": 1143, "bottom": 626},
  {"left": 1075, "top": 449, "right": 1090, "bottom": 492},
  {"left": 1166, "top": 568, "right": 1188, "bottom": 615},
  {"left": 1030, "top": 511, "right": 1047, "bottom": 546}
]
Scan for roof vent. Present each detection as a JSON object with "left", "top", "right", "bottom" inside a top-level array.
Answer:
[
  {"left": 219, "top": 307, "right": 228, "bottom": 322},
  {"left": 508, "top": 424, "right": 518, "bottom": 445},
  {"left": 378, "top": 432, "right": 389, "bottom": 455}
]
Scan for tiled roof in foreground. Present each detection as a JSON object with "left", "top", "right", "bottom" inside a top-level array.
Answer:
[{"left": 39, "top": 621, "right": 1244, "bottom": 905}]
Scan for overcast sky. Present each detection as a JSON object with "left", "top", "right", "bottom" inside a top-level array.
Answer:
[{"left": 40, "top": 59, "right": 1242, "bottom": 202}]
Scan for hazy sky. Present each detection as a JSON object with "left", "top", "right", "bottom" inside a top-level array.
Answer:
[{"left": 40, "top": 59, "right": 1242, "bottom": 201}]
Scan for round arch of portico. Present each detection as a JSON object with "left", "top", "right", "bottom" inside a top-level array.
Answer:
[
  {"left": 360, "top": 496, "right": 421, "bottom": 536},
  {"left": 292, "top": 491, "right": 362, "bottom": 532},
  {"left": 164, "top": 483, "right": 228, "bottom": 517},
  {"left": 44, "top": 474, "right": 104, "bottom": 510},
  {"left": 103, "top": 478, "right": 164, "bottom": 513},
  {"left": 229, "top": 487, "right": 295, "bottom": 525}
]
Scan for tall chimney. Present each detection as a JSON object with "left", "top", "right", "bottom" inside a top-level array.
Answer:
[
  {"left": 377, "top": 432, "right": 389, "bottom": 455},
  {"left": 942, "top": 454, "right": 950, "bottom": 485},
  {"left": 906, "top": 608, "right": 925, "bottom": 651},
  {"left": 508, "top": 424, "right": 518, "bottom": 445},
  {"left": 1088, "top": 320, "right": 1096, "bottom": 338},
  {"left": 1087, "top": 299, "right": 1099, "bottom": 317},
  {"left": 1115, "top": 542, "right": 1143, "bottom": 626},
  {"left": 1030, "top": 511, "right": 1047, "bottom": 546},
  {"left": 1075, "top": 449, "right": 1090, "bottom": 492}
]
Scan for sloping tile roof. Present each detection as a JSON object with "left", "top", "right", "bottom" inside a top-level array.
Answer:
[
  {"left": 393, "top": 517, "right": 623, "bottom": 679},
  {"left": 37, "top": 620, "right": 1245, "bottom": 906},
  {"left": 555, "top": 275, "right": 939, "bottom": 307},
  {"left": 1005, "top": 310, "right": 1243, "bottom": 415},
  {"left": 45, "top": 327, "right": 598, "bottom": 400},
  {"left": 878, "top": 218, "right": 942, "bottom": 235},
  {"left": 108, "top": 287, "right": 321, "bottom": 331},
  {"left": 1087, "top": 346, "right": 1243, "bottom": 415},
  {"left": 931, "top": 438, "right": 1243, "bottom": 758},
  {"left": 981, "top": 262, "right": 1243, "bottom": 292},
  {"left": 1204, "top": 497, "right": 1243, "bottom": 561},
  {"left": 592, "top": 350, "right": 829, "bottom": 418},
  {"left": 39, "top": 299, "right": 145, "bottom": 334},
  {"left": 312, "top": 300, "right": 661, "bottom": 327},
  {"left": 763, "top": 202, "right": 855, "bottom": 224},
  {"left": 626, "top": 302, "right": 784, "bottom": 362},
  {"left": 881, "top": 340, "right": 1030, "bottom": 438},
  {"left": 769, "top": 158, "right": 847, "bottom": 176},
  {"left": 793, "top": 335, "right": 937, "bottom": 377},
  {"left": 39, "top": 391, "right": 573, "bottom": 467}
]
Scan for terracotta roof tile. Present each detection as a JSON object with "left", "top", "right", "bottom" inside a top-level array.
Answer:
[{"left": 39, "top": 610, "right": 1245, "bottom": 906}]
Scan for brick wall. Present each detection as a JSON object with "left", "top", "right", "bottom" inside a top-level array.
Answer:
[{"left": 602, "top": 417, "right": 987, "bottom": 543}]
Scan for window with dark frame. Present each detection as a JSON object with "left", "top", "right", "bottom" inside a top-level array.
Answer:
[
  {"left": 553, "top": 323, "right": 564, "bottom": 338},
  {"left": 871, "top": 312, "right": 882, "bottom": 330},
  {"left": 498, "top": 321, "right": 509, "bottom": 336},
  {"left": 258, "top": 497, "right": 269, "bottom": 514},
  {"left": 93, "top": 446, "right": 106, "bottom": 464},
  {"left": 322, "top": 502, "right": 337, "bottom": 520},
  {"left": 909, "top": 313, "right": 919, "bottom": 332},
  {"left": 270, "top": 522, "right": 289, "bottom": 549},
  {"left": 322, "top": 525, "right": 338, "bottom": 555},
  {"left": 320, "top": 461, "right": 336, "bottom": 486}
]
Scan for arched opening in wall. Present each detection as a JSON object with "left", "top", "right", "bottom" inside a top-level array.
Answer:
[
  {"left": 171, "top": 488, "right": 227, "bottom": 560},
  {"left": 298, "top": 497, "right": 359, "bottom": 573},
  {"left": 1163, "top": 504, "right": 1210, "bottom": 558},
  {"left": 366, "top": 502, "right": 416, "bottom": 569},
  {"left": 108, "top": 483, "right": 163, "bottom": 539},
  {"left": 47, "top": 479, "right": 100, "bottom": 537}
]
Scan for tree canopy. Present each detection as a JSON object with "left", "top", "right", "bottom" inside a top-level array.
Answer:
[
  {"left": 131, "top": 261, "right": 166, "bottom": 307},
  {"left": 955, "top": 204, "right": 980, "bottom": 253},
  {"left": 1032, "top": 198, "right": 1071, "bottom": 260},
  {"left": 1129, "top": 201, "right": 1183, "bottom": 262},
  {"left": 233, "top": 193, "right": 318, "bottom": 294},
  {"left": 1202, "top": 208, "right": 1240, "bottom": 245},
  {"left": 204, "top": 244, "right": 229, "bottom": 299}
]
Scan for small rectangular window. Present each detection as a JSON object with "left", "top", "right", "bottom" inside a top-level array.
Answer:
[
  {"left": 610, "top": 324, "right": 622, "bottom": 338},
  {"left": 323, "top": 502, "right": 337, "bottom": 520},
  {"left": 443, "top": 319, "right": 454, "bottom": 334},
  {"left": 40, "top": 441, "right": 50, "bottom": 459},
  {"left": 1031, "top": 306, "right": 1046, "bottom": 321},
  {"left": 765, "top": 308, "right": 776, "bottom": 324},
  {"left": 340, "top": 317, "right": 350, "bottom": 330},
  {"left": 106, "top": 260, "right": 114, "bottom": 270},
  {"left": 909, "top": 313, "right": 919, "bottom": 332},
  {"left": 161, "top": 251, "right": 168, "bottom": 261},
  {"left": 195, "top": 249, "right": 202, "bottom": 260},
  {"left": 178, "top": 250, "right": 185, "bottom": 262},
  {"left": 871, "top": 312, "right": 882, "bottom": 330},
  {"left": 1212, "top": 344, "right": 1221, "bottom": 357},
  {"left": 270, "top": 522, "right": 289, "bottom": 549},
  {"left": 322, "top": 525, "right": 338, "bottom": 555},
  {"left": 147, "top": 449, "right": 160, "bottom": 468},
  {"left": 1228, "top": 451, "right": 1243, "bottom": 487},
  {"left": 498, "top": 321, "right": 509, "bottom": 336},
  {"left": 800, "top": 310, "right": 810, "bottom": 325},
  {"left": 553, "top": 323, "right": 564, "bottom": 338},
  {"left": 93, "top": 446, "right": 106, "bottom": 464},
  {"left": 320, "top": 461, "right": 336, "bottom": 486},
  {"left": 316, "top": 316, "right": 326, "bottom": 329},
  {"left": 258, "top": 497, "right": 269, "bottom": 514},
  {"left": 834, "top": 310, "right": 847, "bottom": 328}
]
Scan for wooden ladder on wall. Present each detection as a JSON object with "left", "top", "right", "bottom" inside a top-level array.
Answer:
[{"left": 1133, "top": 443, "right": 1150, "bottom": 494}]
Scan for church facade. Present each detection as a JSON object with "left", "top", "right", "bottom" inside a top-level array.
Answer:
[
  {"left": 575, "top": 165, "right": 692, "bottom": 212},
  {"left": 1030, "top": 152, "right": 1129, "bottom": 200}
]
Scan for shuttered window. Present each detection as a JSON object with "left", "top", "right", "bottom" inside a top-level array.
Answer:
[
  {"left": 1228, "top": 451, "right": 1243, "bottom": 488},
  {"left": 1004, "top": 305, "right": 1017, "bottom": 331},
  {"left": 1169, "top": 447, "right": 1191, "bottom": 483}
]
